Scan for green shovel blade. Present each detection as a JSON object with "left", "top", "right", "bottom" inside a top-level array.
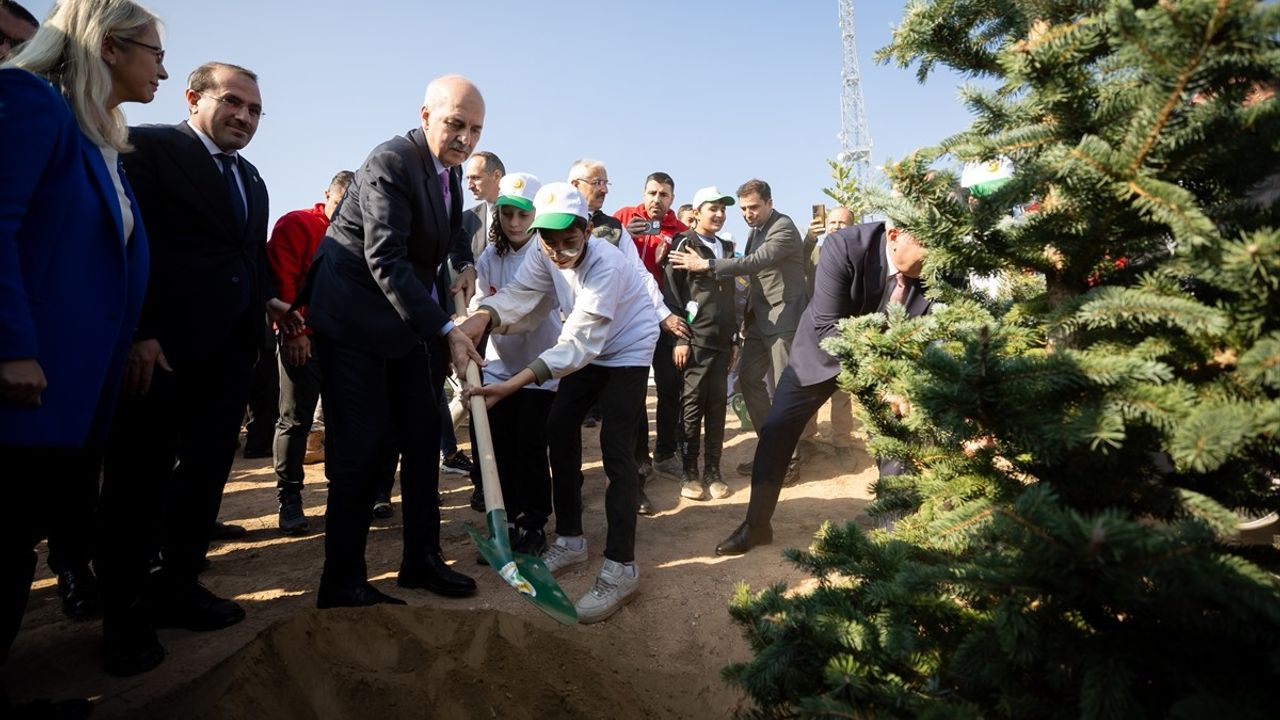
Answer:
[{"left": 467, "top": 510, "right": 578, "bottom": 626}]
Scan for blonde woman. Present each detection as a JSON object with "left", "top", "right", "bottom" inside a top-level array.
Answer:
[{"left": 0, "top": 0, "right": 167, "bottom": 683}]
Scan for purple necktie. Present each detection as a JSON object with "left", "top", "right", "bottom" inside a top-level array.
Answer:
[
  {"left": 438, "top": 168, "right": 451, "bottom": 211},
  {"left": 889, "top": 273, "right": 908, "bottom": 306}
]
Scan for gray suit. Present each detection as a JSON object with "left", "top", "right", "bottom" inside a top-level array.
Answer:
[
  {"left": 461, "top": 200, "right": 492, "bottom": 260},
  {"left": 711, "top": 209, "right": 807, "bottom": 431}
]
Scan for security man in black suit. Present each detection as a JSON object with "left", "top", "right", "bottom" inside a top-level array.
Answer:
[
  {"left": 303, "top": 74, "right": 484, "bottom": 608},
  {"left": 715, "top": 218, "right": 932, "bottom": 555},
  {"left": 97, "top": 62, "right": 271, "bottom": 675}
]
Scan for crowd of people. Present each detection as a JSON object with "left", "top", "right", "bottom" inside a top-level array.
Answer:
[{"left": 0, "top": 0, "right": 933, "bottom": 715}]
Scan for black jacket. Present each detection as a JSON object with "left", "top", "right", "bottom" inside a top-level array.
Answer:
[
  {"left": 663, "top": 231, "right": 738, "bottom": 351},
  {"left": 306, "top": 128, "right": 473, "bottom": 358},
  {"left": 123, "top": 122, "right": 271, "bottom": 368}
]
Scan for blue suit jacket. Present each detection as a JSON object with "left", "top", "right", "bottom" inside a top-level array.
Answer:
[
  {"left": 0, "top": 70, "right": 149, "bottom": 447},
  {"left": 789, "top": 222, "right": 932, "bottom": 387}
]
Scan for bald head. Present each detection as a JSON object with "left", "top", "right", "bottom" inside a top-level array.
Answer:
[
  {"left": 826, "top": 206, "right": 855, "bottom": 235},
  {"left": 419, "top": 74, "right": 485, "bottom": 168}
]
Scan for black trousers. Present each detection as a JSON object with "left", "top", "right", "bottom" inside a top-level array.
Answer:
[
  {"left": 468, "top": 387, "right": 554, "bottom": 530},
  {"left": 680, "top": 344, "right": 731, "bottom": 471},
  {"left": 636, "top": 342, "right": 680, "bottom": 465},
  {"left": 243, "top": 320, "right": 279, "bottom": 454},
  {"left": 547, "top": 364, "right": 647, "bottom": 564},
  {"left": 1, "top": 447, "right": 76, "bottom": 664},
  {"left": 98, "top": 338, "right": 256, "bottom": 610},
  {"left": 315, "top": 334, "right": 445, "bottom": 590},
  {"left": 745, "top": 366, "right": 839, "bottom": 528},
  {"left": 273, "top": 337, "right": 321, "bottom": 498},
  {"left": 45, "top": 448, "right": 100, "bottom": 574}
]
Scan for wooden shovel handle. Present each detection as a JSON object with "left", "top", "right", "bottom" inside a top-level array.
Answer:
[{"left": 453, "top": 292, "right": 504, "bottom": 513}]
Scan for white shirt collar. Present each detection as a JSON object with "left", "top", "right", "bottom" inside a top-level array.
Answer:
[{"left": 189, "top": 122, "right": 235, "bottom": 159}]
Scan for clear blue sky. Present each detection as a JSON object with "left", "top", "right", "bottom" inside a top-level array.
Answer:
[{"left": 26, "top": 0, "right": 979, "bottom": 241}]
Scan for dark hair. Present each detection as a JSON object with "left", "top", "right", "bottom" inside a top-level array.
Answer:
[
  {"left": 329, "top": 170, "right": 354, "bottom": 193},
  {"left": 677, "top": 203, "right": 693, "bottom": 215},
  {"left": 645, "top": 172, "right": 675, "bottom": 193},
  {"left": 486, "top": 203, "right": 531, "bottom": 257},
  {"left": 737, "top": 179, "right": 772, "bottom": 202},
  {"left": 188, "top": 62, "right": 258, "bottom": 93},
  {"left": 1, "top": 1, "right": 38, "bottom": 27},
  {"left": 472, "top": 151, "right": 505, "bottom": 175}
]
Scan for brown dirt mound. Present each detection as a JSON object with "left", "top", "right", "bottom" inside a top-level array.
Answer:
[{"left": 140, "top": 606, "right": 704, "bottom": 720}]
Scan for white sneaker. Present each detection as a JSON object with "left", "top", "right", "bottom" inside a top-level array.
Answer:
[
  {"left": 540, "top": 536, "right": 588, "bottom": 575},
  {"left": 575, "top": 559, "right": 639, "bottom": 624}
]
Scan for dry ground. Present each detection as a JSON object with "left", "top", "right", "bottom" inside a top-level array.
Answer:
[{"left": 8, "top": 392, "right": 880, "bottom": 719}]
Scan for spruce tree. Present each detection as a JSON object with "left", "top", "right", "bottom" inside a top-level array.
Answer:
[{"left": 725, "top": 1, "right": 1280, "bottom": 718}]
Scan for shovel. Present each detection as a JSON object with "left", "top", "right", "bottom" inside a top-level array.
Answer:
[{"left": 453, "top": 292, "right": 578, "bottom": 625}]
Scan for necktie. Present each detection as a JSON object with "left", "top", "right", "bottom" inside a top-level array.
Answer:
[
  {"left": 889, "top": 273, "right": 908, "bottom": 306},
  {"left": 218, "top": 153, "right": 247, "bottom": 230},
  {"left": 438, "top": 168, "right": 452, "bottom": 213}
]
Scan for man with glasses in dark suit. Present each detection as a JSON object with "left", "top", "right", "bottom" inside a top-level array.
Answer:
[{"left": 98, "top": 61, "right": 272, "bottom": 672}]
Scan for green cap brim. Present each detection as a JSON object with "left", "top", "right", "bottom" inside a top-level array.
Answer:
[
  {"left": 496, "top": 195, "right": 534, "bottom": 211},
  {"left": 529, "top": 212, "right": 579, "bottom": 231}
]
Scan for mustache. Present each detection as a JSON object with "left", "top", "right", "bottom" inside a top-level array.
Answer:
[{"left": 449, "top": 141, "right": 467, "bottom": 152}]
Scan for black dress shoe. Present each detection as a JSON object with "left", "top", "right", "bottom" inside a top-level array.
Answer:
[
  {"left": 715, "top": 521, "right": 773, "bottom": 556},
  {"left": 399, "top": 553, "right": 477, "bottom": 597},
  {"left": 210, "top": 520, "right": 246, "bottom": 541},
  {"left": 316, "top": 582, "right": 407, "bottom": 609},
  {"left": 56, "top": 566, "right": 102, "bottom": 620},
  {"left": 637, "top": 487, "right": 656, "bottom": 516},
  {"left": 469, "top": 488, "right": 486, "bottom": 513},
  {"left": 103, "top": 612, "right": 164, "bottom": 677},
  {"left": 149, "top": 583, "right": 245, "bottom": 631}
]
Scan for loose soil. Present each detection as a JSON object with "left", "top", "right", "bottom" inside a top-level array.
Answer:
[{"left": 10, "top": 393, "right": 882, "bottom": 719}]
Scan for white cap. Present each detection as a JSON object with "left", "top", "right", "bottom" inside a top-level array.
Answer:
[
  {"left": 529, "top": 181, "right": 590, "bottom": 231},
  {"left": 690, "top": 186, "right": 736, "bottom": 209},
  {"left": 495, "top": 172, "right": 541, "bottom": 211}
]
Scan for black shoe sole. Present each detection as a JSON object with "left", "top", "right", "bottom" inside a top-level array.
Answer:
[
  {"left": 103, "top": 643, "right": 165, "bottom": 677},
  {"left": 397, "top": 577, "right": 477, "bottom": 598}
]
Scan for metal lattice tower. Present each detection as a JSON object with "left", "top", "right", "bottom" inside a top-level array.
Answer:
[{"left": 836, "top": 0, "right": 874, "bottom": 186}]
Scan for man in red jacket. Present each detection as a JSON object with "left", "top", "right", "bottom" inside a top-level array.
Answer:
[
  {"left": 613, "top": 172, "right": 688, "bottom": 479},
  {"left": 265, "top": 170, "right": 352, "bottom": 534}
]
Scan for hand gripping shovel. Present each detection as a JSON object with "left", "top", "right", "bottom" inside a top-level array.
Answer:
[{"left": 453, "top": 293, "right": 578, "bottom": 625}]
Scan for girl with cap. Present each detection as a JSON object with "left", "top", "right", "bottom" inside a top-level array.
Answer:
[
  {"left": 466, "top": 172, "right": 561, "bottom": 557},
  {"left": 458, "top": 182, "right": 659, "bottom": 624}
]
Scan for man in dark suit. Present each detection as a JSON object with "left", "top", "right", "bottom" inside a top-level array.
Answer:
[
  {"left": 669, "top": 179, "right": 808, "bottom": 475},
  {"left": 97, "top": 62, "right": 270, "bottom": 674},
  {"left": 304, "top": 74, "right": 484, "bottom": 608},
  {"left": 714, "top": 219, "right": 931, "bottom": 555}
]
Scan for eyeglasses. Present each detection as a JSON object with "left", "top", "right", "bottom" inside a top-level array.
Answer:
[
  {"left": 572, "top": 178, "right": 611, "bottom": 188},
  {"left": 540, "top": 238, "right": 583, "bottom": 260},
  {"left": 197, "top": 91, "right": 266, "bottom": 119},
  {"left": 112, "top": 35, "right": 165, "bottom": 63}
]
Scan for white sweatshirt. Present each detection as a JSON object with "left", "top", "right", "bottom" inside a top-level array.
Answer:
[
  {"left": 478, "top": 236, "right": 660, "bottom": 384},
  {"left": 468, "top": 237, "right": 561, "bottom": 390}
]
